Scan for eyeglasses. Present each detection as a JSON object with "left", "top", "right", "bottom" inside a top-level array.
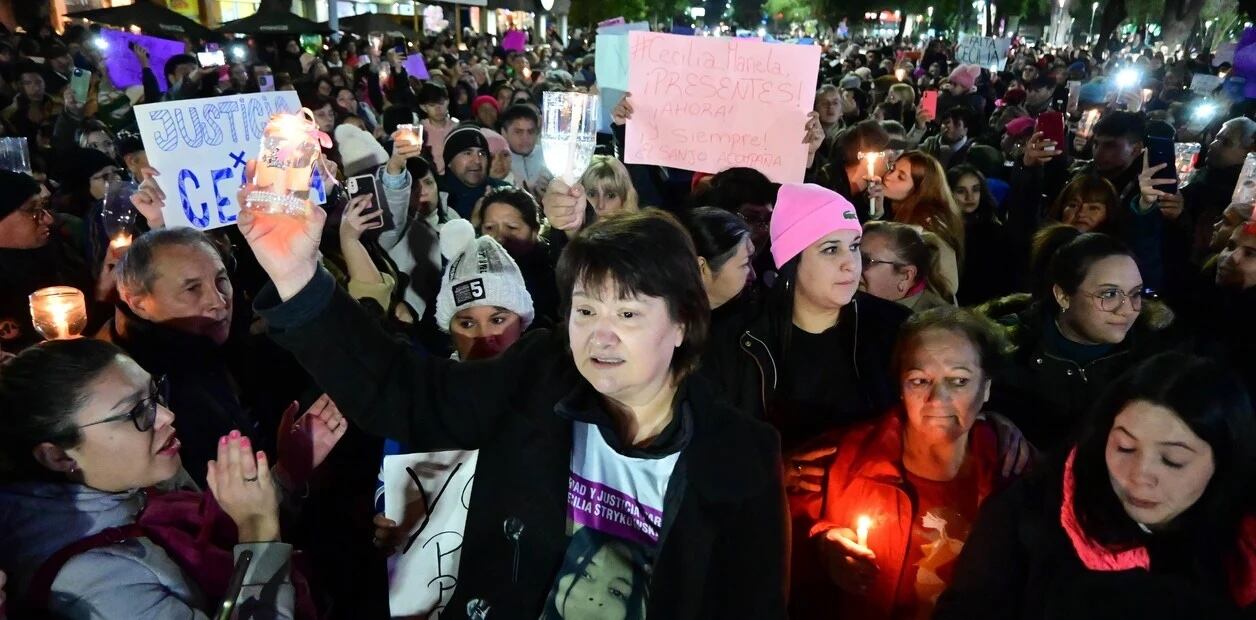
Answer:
[
  {"left": 1082, "top": 287, "right": 1155, "bottom": 313},
  {"left": 78, "top": 376, "right": 169, "bottom": 433},
  {"left": 90, "top": 169, "right": 122, "bottom": 183},
  {"left": 20, "top": 199, "right": 52, "bottom": 223},
  {"left": 862, "top": 255, "right": 906, "bottom": 270}
]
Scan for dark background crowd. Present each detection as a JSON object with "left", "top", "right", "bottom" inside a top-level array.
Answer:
[{"left": 0, "top": 7, "right": 1255, "bottom": 620}]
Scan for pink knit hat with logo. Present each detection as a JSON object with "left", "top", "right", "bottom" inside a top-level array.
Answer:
[{"left": 770, "top": 183, "right": 861, "bottom": 269}]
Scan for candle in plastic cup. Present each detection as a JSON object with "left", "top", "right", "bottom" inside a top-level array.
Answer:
[
  {"left": 856, "top": 515, "right": 872, "bottom": 548},
  {"left": 29, "top": 286, "right": 88, "bottom": 340},
  {"left": 895, "top": 68, "right": 906, "bottom": 81},
  {"left": 110, "top": 233, "right": 133, "bottom": 249}
]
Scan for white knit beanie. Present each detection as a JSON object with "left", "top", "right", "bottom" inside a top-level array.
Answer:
[
  {"left": 434, "top": 219, "right": 535, "bottom": 332},
  {"left": 334, "top": 123, "right": 389, "bottom": 176}
]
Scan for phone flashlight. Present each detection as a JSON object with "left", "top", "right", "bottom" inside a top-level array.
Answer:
[
  {"left": 1192, "top": 101, "right": 1218, "bottom": 123},
  {"left": 230, "top": 44, "right": 248, "bottom": 61},
  {"left": 1115, "top": 68, "right": 1140, "bottom": 90},
  {"left": 94, "top": 36, "right": 108, "bottom": 51}
]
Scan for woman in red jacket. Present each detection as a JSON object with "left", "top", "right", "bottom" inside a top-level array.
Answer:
[{"left": 803, "top": 306, "right": 1030, "bottom": 620}]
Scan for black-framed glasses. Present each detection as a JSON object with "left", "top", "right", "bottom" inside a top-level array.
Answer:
[
  {"left": 78, "top": 376, "right": 169, "bottom": 432},
  {"left": 862, "top": 255, "right": 906, "bottom": 270},
  {"left": 1083, "top": 287, "right": 1156, "bottom": 313}
]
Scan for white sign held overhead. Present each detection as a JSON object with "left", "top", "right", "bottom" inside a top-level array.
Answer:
[{"left": 134, "top": 91, "right": 303, "bottom": 231}]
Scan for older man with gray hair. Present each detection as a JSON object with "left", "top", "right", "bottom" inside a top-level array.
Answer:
[{"left": 108, "top": 227, "right": 333, "bottom": 487}]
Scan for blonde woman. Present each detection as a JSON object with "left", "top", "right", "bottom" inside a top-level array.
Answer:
[{"left": 579, "top": 154, "right": 640, "bottom": 219}]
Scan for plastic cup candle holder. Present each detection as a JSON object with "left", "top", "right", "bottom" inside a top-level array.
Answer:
[
  {"left": 29, "top": 286, "right": 88, "bottom": 340},
  {"left": 245, "top": 108, "right": 328, "bottom": 216},
  {"left": 541, "top": 91, "right": 600, "bottom": 185}
]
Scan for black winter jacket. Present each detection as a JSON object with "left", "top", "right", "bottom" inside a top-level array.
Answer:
[
  {"left": 980, "top": 296, "right": 1176, "bottom": 453},
  {"left": 702, "top": 292, "right": 909, "bottom": 442},
  {"left": 256, "top": 268, "right": 789, "bottom": 619},
  {"left": 935, "top": 466, "right": 1249, "bottom": 620}
]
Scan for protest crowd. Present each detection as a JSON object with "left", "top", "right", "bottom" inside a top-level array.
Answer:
[{"left": 2, "top": 3, "right": 1256, "bottom": 619}]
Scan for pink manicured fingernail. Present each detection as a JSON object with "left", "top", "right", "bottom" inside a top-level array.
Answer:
[
  {"left": 256, "top": 451, "right": 266, "bottom": 460},
  {"left": 229, "top": 430, "right": 240, "bottom": 439},
  {"left": 220, "top": 436, "right": 228, "bottom": 445},
  {"left": 240, "top": 437, "right": 251, "bottom": 447}
]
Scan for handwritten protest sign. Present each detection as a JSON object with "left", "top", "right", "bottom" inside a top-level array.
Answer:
[
  {"left": 101, "top": 29, "right": 187, "bottom": 92},
  {"left": 595, "top": 21, "right": 649, "bottom": 91},
  {"left": 955, "top": 35, "right": 1011, "bottom": 70},
  {"left": 134, "top": 91, "right": 302, "bottom": 231},
  {"left": 381, "top": 450, "right": 478, "bottom": 618},
  {"left": 403, "top": 54, "right": 430, "bottom": 79},
  {"left": 624, "top": 32, "right": 820, "bottom": 183}
]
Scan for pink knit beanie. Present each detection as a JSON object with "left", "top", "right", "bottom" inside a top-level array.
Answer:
[
  {"left": 948, "top": 64, "right": 981, "bottom": 91},
  {"left": 770, "top": 183, "right": 861, "bottom": 269}
]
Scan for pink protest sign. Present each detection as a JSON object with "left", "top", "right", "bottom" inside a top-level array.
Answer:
[
  {"left": 624, "top": 32, "right": 820, "bottom": 183},
  {"left": 502, "top": 30, "right": 527, "bottom": 53},
  {"left": 101, "top": 29, "right": 187, "bottom": 93},
  {"left": 403, "top": 54, "right": 429, "bottom": 79}
]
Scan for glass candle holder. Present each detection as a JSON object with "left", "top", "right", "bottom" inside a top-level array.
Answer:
[
  {"left": 395, "top": 123, "right": 424, "bottom": 148},
  {"left": 102, "top": 179, "right": 140, "bottom": 249},
  {"left": 0, "top": 137, "right": 31, "bottom": 176},
  {"left": 541, "top": 91, "right": 599, "bottom": 185},
  {"left": 245, "top": 108, "right": 325, "bottom": 216},
  {"left": 29, "top": 286, "right": 88, "bottom": 340}
]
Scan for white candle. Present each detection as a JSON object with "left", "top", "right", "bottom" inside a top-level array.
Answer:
[{"left": 856, "top": 515, "right": 872, "bottom": 548}]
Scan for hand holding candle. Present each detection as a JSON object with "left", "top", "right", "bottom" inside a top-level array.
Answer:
[{"left": 856, "top": 514, "right": 872, "bottom": 549}]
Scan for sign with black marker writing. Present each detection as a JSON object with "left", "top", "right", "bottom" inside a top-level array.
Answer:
[
  {"left": 623, "top": 32, "right": 820, "bottom": 183},
  {"left": 381, "top": 450, "right": 478, "bottom": 617}
]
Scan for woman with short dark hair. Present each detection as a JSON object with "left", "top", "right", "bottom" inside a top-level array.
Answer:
[
  {"left": 936, "top": 352, "right": 1256, "bottom": 619},
  {"left": 238, "top": 197, "right": 789, "bottom": 617}
]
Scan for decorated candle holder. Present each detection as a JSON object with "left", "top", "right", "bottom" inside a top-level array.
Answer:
[
  {"left": 245, "top": 108, "right": 331, "bottom": 216},
  {"left": 29, "top": 286, "right": 87, "bottom": 340}
]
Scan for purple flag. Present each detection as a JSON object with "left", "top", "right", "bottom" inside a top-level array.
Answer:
[{"left": 101, "top": 29, "right": 187, "bottom": 93}]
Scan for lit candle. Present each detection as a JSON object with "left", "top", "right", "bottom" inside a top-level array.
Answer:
[
  {"left": 110, "top": 233, "right": 132, "bottom": 249},
  {"left": 864, "top": 151, "right": 879, "bottom": 180},
  {"left": 856, "top": 515, "right": 872, "bottom": 548},
  {"left": 29, "top": 286, "right": 87, "bottom": 340},
  {"left": 895, "top": 68, "right": 906, "bottom": 81},
  {"left": 396, "top": 123, "right": 423, "bottom": 148}
]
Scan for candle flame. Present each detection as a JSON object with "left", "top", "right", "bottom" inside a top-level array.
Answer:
[
  {"left": 110, "top": 233, "right": 132, "bottom": 249},
  {"left": 856, "top": 514, "right": 872, "bottom": 548}
]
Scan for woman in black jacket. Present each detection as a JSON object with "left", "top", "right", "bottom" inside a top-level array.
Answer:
[
  {"left": 704, "top": 183, "right": 909, "bottom": 457},
  {"left": 240, "top": 200, "right": 788, "bottom": 619},
  {"left": 979, "top": 232, "right": 1175, "bottom": 454},
  {"left": 935, "top": 353, "right": 1256, "bottom": 619}
]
